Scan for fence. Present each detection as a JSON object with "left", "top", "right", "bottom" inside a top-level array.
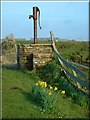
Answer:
[{"left": 50, "top": 31, "right": 89, "bottom": 94}]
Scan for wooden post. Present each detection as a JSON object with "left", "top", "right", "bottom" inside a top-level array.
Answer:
[
  {"left": 33, "top": 7, "right": 37, "bottom": 44},
  {"left": 72, "top": 70, "right": 81, "bottom": 89},
  {"left": 17, "top": 44, "right": 20, "bottom": 68}
]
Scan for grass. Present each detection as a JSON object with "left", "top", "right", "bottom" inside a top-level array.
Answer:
[
  {"left": 55, "top": 41, "right": 89, "bottom": 66},
  {"left": 15, "top": 39, "right": 50, "bottom": 45},
  {"left": 2, "top": 63, "right": 89, "bottom": 119},
  {"left": 2, "top": 39, "right": 89, "bottom": 119}
]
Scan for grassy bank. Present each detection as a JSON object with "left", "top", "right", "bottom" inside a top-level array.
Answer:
[
  {"left": 2, "top": 62, "right": 89, "bottom": 119},
  {"left": 2, "top": 39, "right": 89, "bottom": 119}
]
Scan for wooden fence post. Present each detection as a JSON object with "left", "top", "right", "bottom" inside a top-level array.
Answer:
[
  {"left": 72, "top": 70, "right": 81, "bottom": 89},
  {"left": 67, "top": 59, "right": 81, "bottom": 89},
  {"left": 17, "top": 44, "right": 20, "bottom": 68}
]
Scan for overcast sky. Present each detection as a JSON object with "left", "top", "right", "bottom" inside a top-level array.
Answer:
[{"left": 1, "top": 1, "right": 89, "bottom": 41}]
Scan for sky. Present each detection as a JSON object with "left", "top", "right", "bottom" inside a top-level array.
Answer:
[{"left": 1, "top": 1, "right": 89, "bottom": 41}]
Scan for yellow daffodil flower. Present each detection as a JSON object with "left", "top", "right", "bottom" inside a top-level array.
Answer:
[
  {"left": 44, "top": 82, "right": 47, "bottom": 87},
  {"left": 50, "top": 86, "right": 53, "bottom": 90},
  {"left": 39, "top": 81, "right": 43, "bottom": 86},
  {"left": 38, "top": 80, "right": 47, "bottom": 87},
  {"left": 54, "top": 87, "right": 58, "bottom": 91},
  {"left": 61, "top": 90, "right": 65, "bottom": 94}
]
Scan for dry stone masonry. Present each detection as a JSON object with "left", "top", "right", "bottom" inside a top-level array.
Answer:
[
  {"left": 17, "top": 44, "right": 53, "bottom": 70},
  {"left": 1, "top": 34, "right": 17, "bottom": 64}
]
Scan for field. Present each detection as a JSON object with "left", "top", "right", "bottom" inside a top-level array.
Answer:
[{"left": 1, "top": 39, "right": 90, "bottom": 119}]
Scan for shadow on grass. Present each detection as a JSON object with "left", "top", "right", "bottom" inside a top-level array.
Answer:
[
  {"left": 2, "top": 64, "right": 18, "bottom": 70},
  {"left": 21, "top": 90, "right": 42, "bottom": 109},
  {"left": 2, "top": 64, "right": 30, "bottom": 74},
  {"left": 9, "top": 86, "right": 40, "bottom": 108}
]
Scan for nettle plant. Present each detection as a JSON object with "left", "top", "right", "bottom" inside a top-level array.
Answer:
[{"left": 30, "top": 80, "right": 60, "bottom": 113}]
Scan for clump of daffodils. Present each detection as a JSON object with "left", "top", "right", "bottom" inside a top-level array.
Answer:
[
  {"left": 35, "top": 81, "right": 66, "bottom": 96},
  {"left": 49, "top": 85, "right": 58, "bottom": 91},
  {"left": 35, "top": 81, "right": 59, "bottom": 93},
  {"left": 36, "top": 80, "right": 47, "bottom": 88},
  {"left": 32, "top": 81, "right": 60, "bottom": 113}
]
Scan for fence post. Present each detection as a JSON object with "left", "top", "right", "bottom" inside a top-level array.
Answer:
[
  {"left": 17, "top": 44, "right": 20, "bottom": 68},
  {"left": 67, "top": 59, "right": 81, "bottom": 89},
  {"left": 72, "top": 70, "right": 81, "bottom": 89}
]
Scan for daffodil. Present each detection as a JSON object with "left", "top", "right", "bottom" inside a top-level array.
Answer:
[
  {"left": 48, "top": 91, "right": 52, "bottom": 95},
  {"left": 39, "top": 81, "right": 44, "bottom": 87},
  {"left": 50, "top": 86, "right": 53, "bottom": 90},
  {"left": 54, "top": 87, "right": 58, "bottom": 91},
  {"left": 38, "top": 80, "right": 47, "bottom": 88},
  {"left": 61, "top": 90, "right": 65, "bottom": 94},
  {"left": 39, "top": 81, "right": 43, "bottom": 87},
  {"left": 44, "top": 82, "right": 47, "bottom": 87}
]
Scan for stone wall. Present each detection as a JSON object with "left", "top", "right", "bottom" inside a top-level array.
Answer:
[
  {"left": 1, "top": 34, "right": 17, "bottom": 64},
  {"left": 17, "top": 44, "right": 53, "bottom": 69}
]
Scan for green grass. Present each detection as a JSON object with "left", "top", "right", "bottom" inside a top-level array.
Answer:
[
  {"left": 2, "top": 64, "right": 89, "bottom": 119},
  {"left": 55, "top": 41, "right": 89, "bottom": 66},
  {"left": 2, "top": 39, "right": 89, "bottom": 119},
  {"left": 15, "top": 39, "right": 32, "bottom": 45},
  {"left": 15, "top": 39, "right": 50, "bottom": 45}
]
